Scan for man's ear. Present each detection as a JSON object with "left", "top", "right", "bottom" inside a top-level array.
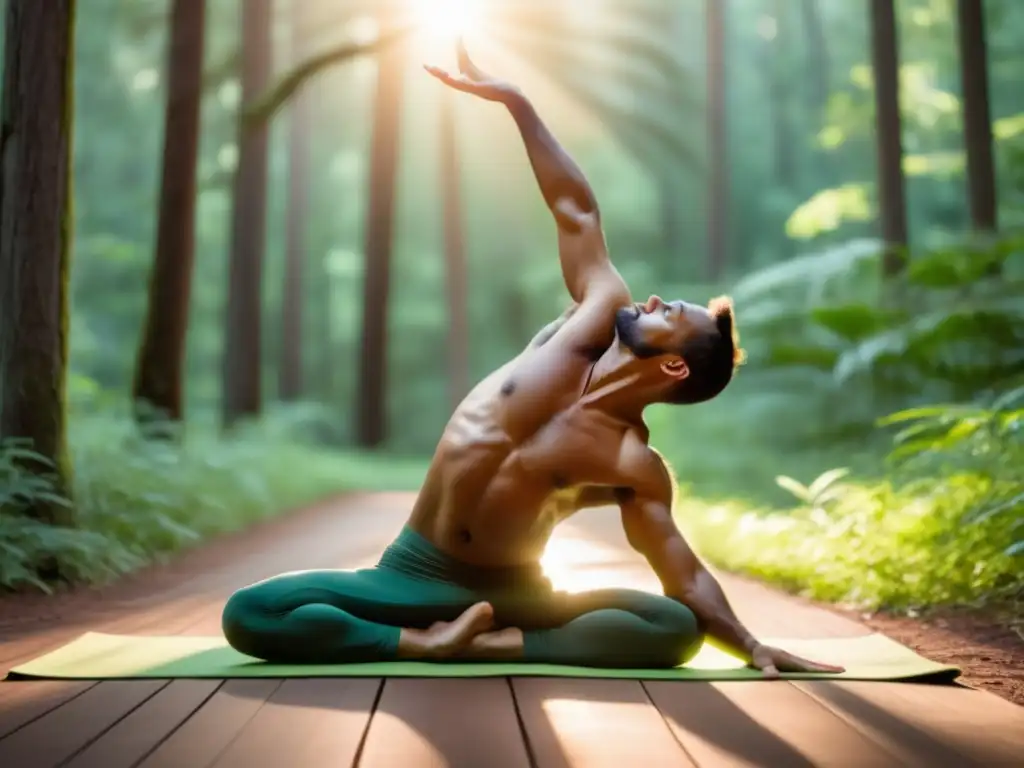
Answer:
[{"left": 660, "top": 357, "right": 689, "bottom": 381}]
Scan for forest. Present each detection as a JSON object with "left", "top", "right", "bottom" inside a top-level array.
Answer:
[{"left": 0, "top": 0, "right": 1020, "bottom": 631}]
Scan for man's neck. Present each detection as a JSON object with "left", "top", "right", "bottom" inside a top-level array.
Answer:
[{"left": 579, "top": 343, "right": 654, "bottom": 426}]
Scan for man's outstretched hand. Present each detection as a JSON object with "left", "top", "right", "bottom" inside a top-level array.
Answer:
[
  {"left": 749, "top": 643, "right": 845, "bottom": 679},
  {"left": 424, "top": 38, "right": 520, "bottom": 103}
]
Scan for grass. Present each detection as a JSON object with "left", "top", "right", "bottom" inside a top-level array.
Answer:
[
  {"left": 665, "top": 395, "right": 1024, "bottom": 614},
  {"left": 0, "top": 406, "right": 428, "bottom": 592},
  {"left": 678, "top": 472, "right": 1021, "bottom": 612}
]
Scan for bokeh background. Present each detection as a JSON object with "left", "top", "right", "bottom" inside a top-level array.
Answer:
[{"left": 0, "top": 0, "right": 1021, "bottom": 620}]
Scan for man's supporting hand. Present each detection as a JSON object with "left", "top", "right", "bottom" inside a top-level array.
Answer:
[
  {"left": 424, "top": 37, "right": 521, "bottom": 104},
  {"left": 749, "top": 643, "right": 846, "bottom": 679}
]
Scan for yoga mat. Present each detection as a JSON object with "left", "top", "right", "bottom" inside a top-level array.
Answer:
[{"left": 6, "top": 632, "right": 960, "bottom": 682}]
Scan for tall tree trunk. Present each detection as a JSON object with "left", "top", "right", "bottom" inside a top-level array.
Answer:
[
  {"left": 800, "top": 0, "right": 830, "bottom": 126},
  {"left": 439, "top": 90, "right": 470, "bottom": 412},
  {"left": 869, "top": 0, "right": 908, "bottom": 276},
  {"left": 765, "top": 0, "right": 795, "bottom": 190},
  {"left": 956, "top": 0, "right": 998, "bottom": 234},
  {"left": 705, "top": 0, "right": 729, "bottom": 281},
  {"left": 800, "top": 0, "right": 834, "bottom": 190},
  {"left": 221, "top": 0, "right": 272, "bottom": 428},
  {"left": 132, "top": 0, "right": 205, "bottom": 431},
  {"left": 0, "top": 0, "right": 76, "bottom": 524},
  {"left": 355, "top": 18, "right": 405, "bottom": 449},
  {"left": 278, "top": 2, "right": 312, "bottom": 402}
]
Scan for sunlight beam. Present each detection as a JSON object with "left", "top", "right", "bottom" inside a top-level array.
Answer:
[{"left": 413, "top": 0, "right": 484, "bottom": 41}]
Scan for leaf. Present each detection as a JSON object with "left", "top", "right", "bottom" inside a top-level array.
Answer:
[
  {"left": 775, "top": 475, "right": 813, "bottom": 503},
  {"left": 968, "top": 492, "right": 1024, "bottom": 525},
  {"left": 808, "top": 468, "right": 851, "bottom": 499},
  {"left": 810, "top": 304, "right": 907, "bottom": 342},
  {"left": 763, "top": 343, "right": 840, "bottom": 371},
  {"left": 1005, "top": 541, "right": 1024, "bottom": 558}
]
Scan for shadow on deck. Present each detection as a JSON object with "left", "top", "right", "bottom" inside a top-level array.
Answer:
[{"left": 1, "top": 492, "right": 1021, "bottom": 767}]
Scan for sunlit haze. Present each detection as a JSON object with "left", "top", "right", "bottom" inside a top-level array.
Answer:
[{"left": 414, "top": 0, "right": 484, "bottom": 40}]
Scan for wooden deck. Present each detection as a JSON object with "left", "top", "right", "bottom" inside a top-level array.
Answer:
[{"left": 1, "top": 492, "right": 1022, "bottom": 767}]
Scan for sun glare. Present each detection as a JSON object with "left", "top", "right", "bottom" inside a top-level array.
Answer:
[{"left": 415, "top": 0, "right": 483, "bottom": 40}]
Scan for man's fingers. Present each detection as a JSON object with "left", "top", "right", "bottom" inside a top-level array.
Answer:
[
  {"left": 761, "top": 663, "right": 780, "bottom": 680},
  {"left": 423, "top": 65, "right": 477, "bottom": 93},
  {"left": 456, "top": 36, "right": 483, "bottom": 78}
]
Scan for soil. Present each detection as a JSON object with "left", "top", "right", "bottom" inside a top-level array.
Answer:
[{"left": 832, "top": 602, "right": 1024, "bottom": 707}]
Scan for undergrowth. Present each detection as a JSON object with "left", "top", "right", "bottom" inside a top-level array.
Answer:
[
  {"left": 676, "top": 391, "right": 1024, "bottom": 613},
  {"left": 0, "top": 406, "right": 427, "bottom": 592}
]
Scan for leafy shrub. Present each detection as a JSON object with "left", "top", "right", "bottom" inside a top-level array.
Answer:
[
  {"left": 678, "top": 393, "right": 1023, "bottom": 611},
  {"left": 0, "top": 406, "right": 427, "bottom": 592}
]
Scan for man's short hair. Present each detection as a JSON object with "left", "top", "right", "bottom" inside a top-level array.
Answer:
[{"left": 664, "top": 296, "right": 745, "bottom": 405}]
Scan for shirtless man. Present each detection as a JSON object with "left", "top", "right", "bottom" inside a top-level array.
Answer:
[{"left": 221, "top": 42, "right": 844, "bottom": 677}]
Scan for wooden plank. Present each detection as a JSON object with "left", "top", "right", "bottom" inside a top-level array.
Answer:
[
  {"left": 64, "top": 680, "right": 222, "bottom": 768},
  {"left": 512, "top": 678, "right": 693, "bottom": 768},
  {"left": 0, "top": 680, "right": 167, "bottom": 767},
  {"left": 0, "top": 680, "right": 94, "bottom": 739},
  {"left": 359, "top": 679, "right": 531, "bottom": 768},
  {"left": 645, "top": 680, "right": 902, "bottom": 767},
  {"left": 136, "top": 679, "right": 281, "bottom": 768},
  {"left": 211, "top": 679, "right": 380, "bottom": 768},
  {"left": 796, "top": 681, "right": 1024, "bottom": 767}
]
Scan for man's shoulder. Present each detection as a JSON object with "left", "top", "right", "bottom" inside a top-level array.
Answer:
[{"left": 616, "top": 431, "right": 675, "bottom": 501}]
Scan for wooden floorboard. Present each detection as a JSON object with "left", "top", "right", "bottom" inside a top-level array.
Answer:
[
  {"left": 64, "top": 680, "right": 222, "bottom": 768},
  {"left": 211, "top": 679, "right": 380, "bottom": 768},
  {"left": 795, "top": 681, "right": 1024, "bottom": 767},
  {"left": 0, "top": 680, "right": 95, "bottom": 740},
  {"left": 0, "top": 680, "right": 168, "bottom": 767},
  {"left": 136, "top": 679, "right": 282, "bottom": 768},
  {"left": 1, "top": 493, "right": 1019, "bottom": 768},
  {"left": 511, "top": 678, "right": 694, "bottom": 768},
  {"left": 358, "top": 678, "right": 532, "bottom": 768},
  {"left": 645, "top": 680, "right": 903, "bottom": 767}
]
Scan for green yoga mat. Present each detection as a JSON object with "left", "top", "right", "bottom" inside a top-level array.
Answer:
[{"left": 6, "top": 631, "right": 959, "bottom": 682}]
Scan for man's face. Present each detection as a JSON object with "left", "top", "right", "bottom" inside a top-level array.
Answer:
[{"left": 614, "top": 295, "right": 717, "bottom": 360}]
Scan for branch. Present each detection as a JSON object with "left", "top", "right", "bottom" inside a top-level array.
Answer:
[{"left": 241, "top": 22, "right": 414, "bottom": 130}]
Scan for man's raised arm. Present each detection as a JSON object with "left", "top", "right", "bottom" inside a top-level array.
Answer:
[{"left": 426, "top": 41, "right": 627, "bottom": 306}]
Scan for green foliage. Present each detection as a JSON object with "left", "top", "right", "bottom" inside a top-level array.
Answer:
[{"left": 0, "top": 408, "right": 428, "bottom": 592}]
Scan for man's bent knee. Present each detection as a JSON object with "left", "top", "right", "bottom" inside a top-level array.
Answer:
[
  {"left": 221, "top": 586, "right": 267, "bottom": 656},
  {"left": 656, "top": 599, "right": 705, "bottom": 667}
]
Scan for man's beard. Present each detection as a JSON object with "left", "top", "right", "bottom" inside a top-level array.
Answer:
[{"left": 614, "top": 306, "right": 663, "bottom": 360}]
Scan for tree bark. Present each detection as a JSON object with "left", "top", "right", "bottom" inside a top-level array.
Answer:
[
  {"left": 132, "top": 0, "right": 206, "bottom": 430},
  {"left": 800, "top": 0, "right": 830, "bottom": 126},
  {"left": 705, "top": 0, "right": 729, "bottom": 281},
  {"left": 869, "top": 0, "right": 909, "bottom": 276},
  {"left": 0, "top": 0, "right": 77, "bottom": 524},
  {"left": 221, "top": 0, "right": 272, "bottom": 429},
  {"left": 766, "top": 0, "right": 795, "bottom": 190},
  {"left": 355, "top": 16, "right": 405, "bottom": 449},
  {"left": 439, "top": 89, "right": 470, "bottom": 412},
  {"left": 278, "top": 2, "right": 312, "bottom": 402},
  {"left": 956, "top": 0, "right": 998, "bottom": 234}
]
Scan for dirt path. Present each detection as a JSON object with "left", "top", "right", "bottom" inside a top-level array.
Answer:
[{"left": 1, "top": 491, "right": 1020, "bottom": 708}]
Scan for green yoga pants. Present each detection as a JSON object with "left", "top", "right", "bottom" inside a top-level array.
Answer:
[{"left": 221, "top": 525, "right": 704, "bottom": 668}]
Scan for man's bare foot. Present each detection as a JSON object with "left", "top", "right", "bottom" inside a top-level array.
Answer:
[
  {"left": 397, "top": 602, "right": 495, "bottom": 660},
  {"left": 459, "top": 626, "right": 525, "bottom": 661}
]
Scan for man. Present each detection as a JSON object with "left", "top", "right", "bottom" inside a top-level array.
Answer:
[{"left": 221, "top": 42, "right": 843, "bottom": 678}]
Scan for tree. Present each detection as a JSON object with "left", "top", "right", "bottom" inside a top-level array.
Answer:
[
  {"left": 956, "top": 0, "right": 998, "bottom": 235},
  {"left": 0, "top": 0, "right": 77, "bottom": 524},
  {"left": 869, "top": 0, "right": 908, "bottom": 276},
  {"left": 356, "top": 12, "right": 406, "bottom": 448},
  {"left": 706, "top": 0, "right": 730, "bottom": 281},
  {"left": 221, "top": 0, "right": 272, "bottom": 428},
  {"left": 279, "top": 1, "right": 312, "bottom": 402},
  {"left": 132, "top": 0, "right": 206, "bottom": 430},
  {"left": 439, "top": 89, "right": 470, "bottom": 411}
]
